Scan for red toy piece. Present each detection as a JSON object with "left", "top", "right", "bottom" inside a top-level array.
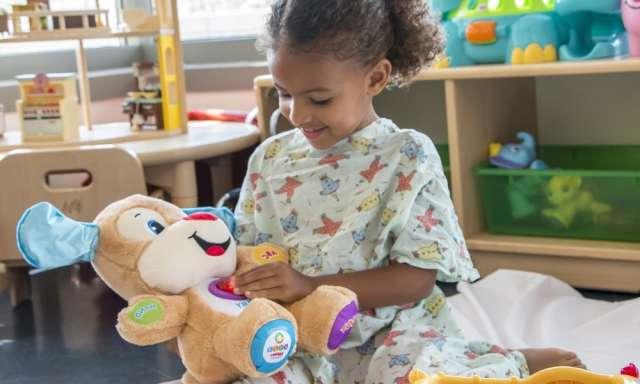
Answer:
[
  {"left": 216, "top": 278, "right": 236, "bottom": 294},
  {"left": 621, "top": 363, "right": 639, "bottom": 378}
]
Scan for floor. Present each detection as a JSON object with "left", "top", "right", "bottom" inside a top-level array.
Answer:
[
  {"left": 1, "top": 267, "right": 638, "bottom": 384},
  {"left": 0, "top": 267, "right": 184, "bottom": 384}
]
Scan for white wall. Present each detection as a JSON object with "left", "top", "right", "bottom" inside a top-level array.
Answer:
[{"left": 536, "top": 73, "right": 640, "bottom": 145}]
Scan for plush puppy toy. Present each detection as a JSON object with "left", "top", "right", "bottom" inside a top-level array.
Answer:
[{"left": 16, "top": 195, "right": 357, "bottom": 384}]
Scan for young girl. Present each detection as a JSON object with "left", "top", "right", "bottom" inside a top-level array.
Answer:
[{"left": 232, "top": 0, "right": 584, "bottom": 382}]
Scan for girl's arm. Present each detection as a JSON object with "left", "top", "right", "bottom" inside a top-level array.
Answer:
[
  {"left": 233, "top": 261, "right": 436, "bottom": 310},
  {"left": 311, "top": 262, "right": 437, "bottom": 310}
]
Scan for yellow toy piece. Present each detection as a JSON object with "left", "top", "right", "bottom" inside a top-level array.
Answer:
[
  {"left": 409, "top": 367, "right": 639, "bottom": 384},
  {"left": 250, "top": 243, "right": 289, "bottom": 265},
  {"left": 433, "top": 55, "right": 451, "bottom": 69},
  {"left": 489, "top": 142, "right": 503, "bottom": 158},
  {"left": 156, "top": 1, "right": 187, "bottom": 132},
  {"left": 157, "top": 34, "right": 183, "bottom": 131}
]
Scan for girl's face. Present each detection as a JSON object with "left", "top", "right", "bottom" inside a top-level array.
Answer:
[{"left": 269, "top": 48, "right": 389, "bottom": 150}]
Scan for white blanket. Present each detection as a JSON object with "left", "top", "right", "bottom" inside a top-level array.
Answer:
[{"left": 448, "top": 269, "right": 640, "bottom": 375}]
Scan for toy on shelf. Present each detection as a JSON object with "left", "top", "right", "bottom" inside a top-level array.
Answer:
[
  {"left": 489, "top": 132, "right": 548, "bottom": 219},
  {"left": 542, "top": 175, "right": 612, "bottom": 228},
  {"left": 622, "top": 0, "right": 640, "bottom": 57},
  {"left": 490, "top": 132, "right": 548, "bottom": 170},
  {"left": 408, "top": 365, "right": 640, "bottom": 384},
  {"left": 430, "top": 0, "right": 627, "bottom": 66},
  {"left": 122, "top": 62, "right": 164, "bottom": 131},
  {"left": 16, "top": 72, "right": 80, "bottom": 142},
  {"left": 555, "top": 0, "right": 627, "bottom": 61},
  {"left": 16, "top": 195, "right": 358, "bottom": 384}
]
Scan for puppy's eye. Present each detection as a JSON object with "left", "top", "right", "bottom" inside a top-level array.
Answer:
[{"left": 147, "top": 220, "right": 165, "bottom": 235}]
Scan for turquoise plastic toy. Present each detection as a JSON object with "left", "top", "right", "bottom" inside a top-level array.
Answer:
[{"left": 430, "top": 0, "right": 628, "bottom": 66}]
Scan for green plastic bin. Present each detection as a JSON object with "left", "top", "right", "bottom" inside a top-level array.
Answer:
[{"left": 476, "top": 146, "right": 640, "bottom": 242}]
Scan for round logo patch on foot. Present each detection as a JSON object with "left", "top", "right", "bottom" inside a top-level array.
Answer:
[{"left": 250, "top": 319, "right": 296, "bottom": 374}]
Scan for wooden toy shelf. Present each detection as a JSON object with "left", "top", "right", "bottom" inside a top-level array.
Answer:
[
  {"left": 412, "top": 58, "right": 640, "bottom": 80},
  {"left": 254, "top": 58, "right": 640, "bottom": 293}
]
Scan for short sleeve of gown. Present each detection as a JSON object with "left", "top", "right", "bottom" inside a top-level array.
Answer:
[{"left": 388, "top": 134, "right": 480, "bottom": 282}]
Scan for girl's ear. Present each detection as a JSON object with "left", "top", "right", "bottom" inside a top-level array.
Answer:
[{"left": 366, "top": 58, "right": 392, "bottom": 96}]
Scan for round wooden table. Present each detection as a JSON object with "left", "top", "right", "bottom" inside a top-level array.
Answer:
[{"left": 0, "top": 121, "right": 261, "bottom": 207}]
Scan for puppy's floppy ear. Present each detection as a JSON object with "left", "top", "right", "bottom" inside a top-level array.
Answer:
[{"left": 17, "top": 202, "right": 100, "bottom": 270}]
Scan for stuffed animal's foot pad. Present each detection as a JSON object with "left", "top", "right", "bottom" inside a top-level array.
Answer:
[
  {"left": 213, "top": 298, "right": 297, "bottom": 378},
  {"left": 327, "top": 300, "right": 358, "bottom": 350},
  {"left": 250, "top": 319, "right": 297, "bottom": 375},
  {"left": 289, "top": 285, "right": 358, "bottom": 355}
]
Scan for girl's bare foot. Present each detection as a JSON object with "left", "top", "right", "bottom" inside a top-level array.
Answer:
[{"left": 519, "top": 348, "right": 586, "bottom": 373}]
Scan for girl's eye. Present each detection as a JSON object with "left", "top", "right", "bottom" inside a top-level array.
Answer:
[
  {"left": 311, "top": 98, "right": 332, "bottom": 106},
  {"left": 147, "top": 220, "right": 165, "bottom": 235},
  {"left": 278, "top": 92, "right": 291, "bottom": 99}
]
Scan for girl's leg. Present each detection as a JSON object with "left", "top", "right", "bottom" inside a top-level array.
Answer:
[{"left": 363, "top": 327, "right": 528, "bottom": 384}]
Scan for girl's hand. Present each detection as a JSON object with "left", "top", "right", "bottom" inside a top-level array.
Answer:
[{"left": 232, "top": 262, "right": 316, "bottom": 304}]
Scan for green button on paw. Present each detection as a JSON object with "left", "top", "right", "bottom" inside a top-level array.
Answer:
[{"left": 128, "top": 298, "right": 165, "bottom": 325}]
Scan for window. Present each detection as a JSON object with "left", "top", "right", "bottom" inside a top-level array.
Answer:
[
  {"left": 0, "top": 0, "right": 121, "bottom": 55},
  {"left": 177, "top": 0, "right": 271, "bottom": 40},
  {"left": 0, "top": 0, "right": 272, "bottom": 56}
]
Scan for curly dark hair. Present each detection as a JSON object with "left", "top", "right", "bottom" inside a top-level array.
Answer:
[{"left": 258, "top": 0, "right": 445, "bottom": 87}]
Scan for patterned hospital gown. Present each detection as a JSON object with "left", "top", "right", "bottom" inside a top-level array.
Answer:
[{"left": 232, "top": 118, "right": 529, "bottom": 384}]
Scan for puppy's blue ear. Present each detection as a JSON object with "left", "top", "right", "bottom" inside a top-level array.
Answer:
[
  {"left": 183, "top": 207, "right": 236, "bottom": 234},
  {"left": 16, "top": 202, "right": 100, "bottom": 270}
]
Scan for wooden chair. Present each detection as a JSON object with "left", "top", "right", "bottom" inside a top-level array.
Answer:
[{"left": 0, "top": 145, "right": 146, "bottom": 307}]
